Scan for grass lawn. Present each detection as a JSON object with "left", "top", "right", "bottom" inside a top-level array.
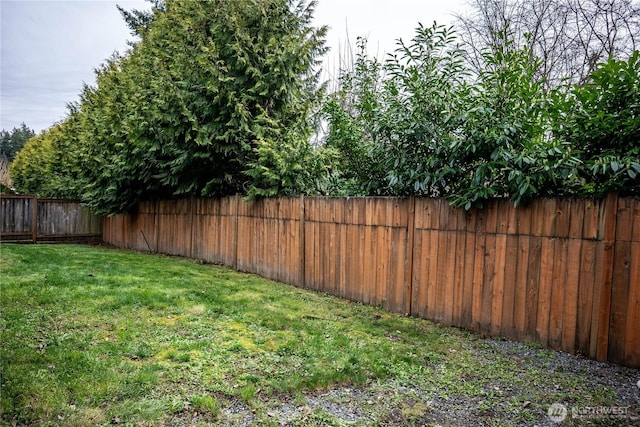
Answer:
[{"left": 1, "top": 244, "right": 637, "bottom": 426}]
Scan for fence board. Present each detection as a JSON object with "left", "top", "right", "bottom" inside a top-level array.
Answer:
[
  {"left": 471, "top": 220, "right": 486, "bottom": 331},
  {"left": 608, "top": 197, "right": 634, "bottom": 364},
  {"left": 590, "top": 239, "right": 605, "bottom": 359},
  {"left": 481, "top": 233, "right": 496, "bottom": 334},
  {"left": 501, "top": 235, "right": 518, "bottom": 337},
  {"left": 625, "top": 241, "right": 640, "bottom": 365},
  {"left": 597, "top": 193, "right": 618, "bottom": 361},
  {"left": 609, "top": 240, "right": 631, "bottom": 365},
  {"left": 453, "top": 228, "right": 466, "bottom": 326},
  {"left": 423, "top": 229, "right": 437, "bottom": 320},
  {"left": 412, "top": 229, "right": 427, "bottom": 318},
  {"left": 537, "top": 238, "right": 554, "bottom": 346},
  {"left": 443, "top": 204, "right": 458, "bottom": 325},
  {"left": 549, "top": 238, "right": 568, "bottom": 349},
  {"left": 435, "top": 230, "right": 449, "bottom": 323},
  {"left": 562, "top": 239, "right": 581, "bottom": 354},
  {"left": 355, "top": 222, "right": 367, "bottom": 303},
  {"left": 513, "top": 235, "right": 529, "bottom": 339},
  {"left": 339, "top": 223, "right": 348, "bottom": 298},
  {"left": 492, "top": 233, "right": 507, "bottom": 335},
  {"left": 576, "top": 240, "right": 596, "bottom": 356},
  {"left": 461, "top": 213, "right": 477, "bottom": 328},
  {"left": 633, "top": 198, "right": 640, "bottom": 242}
]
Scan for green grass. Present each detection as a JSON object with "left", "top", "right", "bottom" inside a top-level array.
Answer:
[{"left": 0, "top": 244, "right": 633, "bottom": 426}]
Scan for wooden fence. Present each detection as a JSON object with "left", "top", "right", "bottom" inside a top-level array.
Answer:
[
  {"left": 102, "top": 195, "right": 640, "bottom": 368},
  {"left": 1, "top": 195, "right": 102, "bottom": 243}
]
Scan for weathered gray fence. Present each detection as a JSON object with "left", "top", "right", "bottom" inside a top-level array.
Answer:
[{"left": 0, "top": 195, "right": 102, "bottom": 243}]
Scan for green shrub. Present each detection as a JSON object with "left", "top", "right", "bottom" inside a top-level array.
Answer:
[
  {"left": 552, "top": 51, "right": 640, "bottom": 196},
  {"left": 323, "top": 24, "right": 635, "bottom": 207}
]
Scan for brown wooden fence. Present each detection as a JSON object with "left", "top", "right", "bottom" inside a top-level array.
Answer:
[
  {"left": 102, "top": 194, "right": 640, "bottom": 368},
  {"left": 1, "top": 195, "right": 102, "bottom": 243}
]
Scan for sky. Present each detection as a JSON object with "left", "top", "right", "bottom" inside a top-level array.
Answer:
[{"left": 1, "top": 0, "right": 468, "bottom": 133}]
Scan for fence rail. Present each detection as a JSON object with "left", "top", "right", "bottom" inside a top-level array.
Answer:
[
  {"left": 102, "top": 195, "right": 640, "bottom": 368},
  {"left": 1, "top": 195, "right": 102, "bottom": 243}
]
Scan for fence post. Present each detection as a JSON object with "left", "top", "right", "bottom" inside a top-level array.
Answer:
[
  {"left": 299, "top": 194, "right": 306, "bottom": 288},
  {"left": 31, "top": 195, "right": 38, "bottom": 243},
  {"left": 596, "top": 192, "right": 618, "bottom": 361},
  {"left": 233, "top": 194, "right": 240, "bottom": 270},
  {"left": 154, "top": 200, "right": 160, "bottom": 254},
  {"left": 189, "top": 196, "right": 195, "bottom": 259},
  {"left": 404, "top": 196, "right": 416, "bottom": 315}
]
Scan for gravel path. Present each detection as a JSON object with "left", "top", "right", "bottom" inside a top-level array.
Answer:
[{"left": 205, "top": 337, "right": 640, "bottom": 426}]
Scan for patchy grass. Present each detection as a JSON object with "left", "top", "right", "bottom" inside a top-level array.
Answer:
[{"left": 1, "top": 244, "right": 637, "bottom": 426}]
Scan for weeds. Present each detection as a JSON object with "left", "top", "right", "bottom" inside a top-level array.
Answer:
[{"left": 1, "top": 244, "right": 635, "bottom": 426}]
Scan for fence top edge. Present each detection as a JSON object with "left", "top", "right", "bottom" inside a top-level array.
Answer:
[
  {"left": 36, "top": 199, "right": 84, "bottom": 203},
  {"left": 0, "top": 194, "right": 37, "bottom": 199},
  {"left": 0, "top": 194, "right": 85, "bottom": 203},
  {"left": 132, "top": 193, "right": 636, "bottom": 204}
]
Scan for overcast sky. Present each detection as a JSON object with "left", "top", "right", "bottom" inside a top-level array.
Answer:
[{"left": 1, "top": 0, "right": 468, "bottom": 133}]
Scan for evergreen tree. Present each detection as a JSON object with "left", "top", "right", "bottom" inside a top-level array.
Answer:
[{"left": 0, "top": 123, "right": 35, "bottom": 162}]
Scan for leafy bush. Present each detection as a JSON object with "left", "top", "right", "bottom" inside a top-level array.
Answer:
[
  {"left": 552, "top": 51, "right": 640, "bottom": 196},
  {"left": 322, "top": 24, "right": 636, "bottom": 208},
  {"left": 450, "top": 32, "right": 580, "bottom": 208},
  {"left": 322, "top": 37, "right": 389, "bottom": 195},
  {"left": 380, "top": 24, "right": 468, "bottom": 198}
]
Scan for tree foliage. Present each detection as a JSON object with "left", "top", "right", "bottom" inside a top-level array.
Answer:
[
  {"left": 380, "top": 25, "right": 468, "bottom": 197},
  {"left": 10, "top": 116, "right": 84, "bottom": 199},
  {"left": 322, "top": 38, "right": 389, "bottom": 195},
  {"left": 117, "top": 0, "right": 164, "bottom": 37},
  {"left": 11, "top": 0, "right": 327, "bottom": 214},
  {"left": 11, "top": 1, "right": 638, "bottom": 209},
  {"left": 552, "top": 51, "right": 640, "bottom": 196},
  {"left": 449, "top": 32, "right": 580, "bottom": 207},
  {"left": 0, "top": 123, "right": 35, "bottom": 162},
  {"left": 322, "top": 23, "right": 638, "bottom": 208}
]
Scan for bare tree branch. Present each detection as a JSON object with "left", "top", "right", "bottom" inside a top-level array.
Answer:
[{"left": 456, "top": 0, "right": 640, "bottom": 87}]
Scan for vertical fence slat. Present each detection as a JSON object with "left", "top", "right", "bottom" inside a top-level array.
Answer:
[
  {"left": 443, "top": 203, "right": 458, "bottom": 326},
  {"left": 31, "top": 196, "right": 37, "bottom": 243},
  {"left": 537, "top": 235, "right": 555, "bottom": 347},
  {"left": 501, "top": 234, "right": 518, "bottom": 337},
  {"left": 607, "top": 197, "right": 633, "bottom": 364},
  {"left": 411, "top": 199, "right": 428, "bottom": 318},
  {"left": 625, "top": 239, "right": 640, "bottom": 367},
  {"left": 452, "top": 208, "right": 466, "bottom": 327},
  {"left": 549, "top": 238, "right": 568, "bottom": 349},
  {"left": 492, "top": 232, "right": 507, "bottom": 336},
  {"left": 471, "top": 206, "right": 486, "bottom": 331},
  {"left": 624, "top": 200, "right": 640, "bottom": 366},
  {"left": 562, "top": 238, "right": 581, "bottom": 354},
  {"left": 461, "top": 209, "right": 476, "bottom": 329},
  {"left": 596, "top": 193, "right": 619, "bottom": 361}
]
